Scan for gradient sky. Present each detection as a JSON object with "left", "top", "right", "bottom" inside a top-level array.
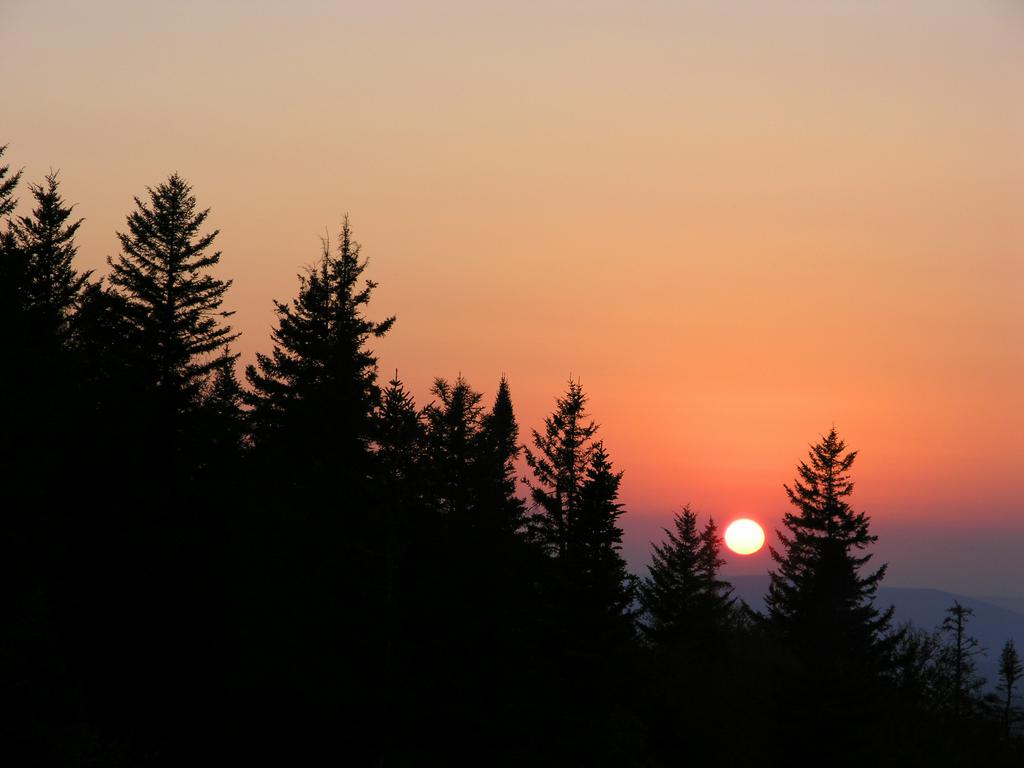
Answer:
[{"left": 3, "top": 0, "right": 1022, "bottom": 595}]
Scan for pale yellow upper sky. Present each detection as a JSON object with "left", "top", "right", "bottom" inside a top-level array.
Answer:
[{"left": 3, "top": 0, "right": 1022, "bottom": 592}]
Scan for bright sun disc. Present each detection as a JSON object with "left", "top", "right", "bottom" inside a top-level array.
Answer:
[{"left": 724, "top": 519, "right": 765, "bottom": 555}]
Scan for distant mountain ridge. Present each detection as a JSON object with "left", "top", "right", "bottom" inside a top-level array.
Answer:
[{"left": 728, "top": 574, "right": 1024, "bottom": 688}]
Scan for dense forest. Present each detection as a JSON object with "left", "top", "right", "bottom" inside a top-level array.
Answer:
[{"left": 2, "top": 145, "right": 1021, "bottom": 766}]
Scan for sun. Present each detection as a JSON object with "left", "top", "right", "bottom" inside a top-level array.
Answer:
[{"left": 724, "top": 518, "right": 765, "bottom": 555}]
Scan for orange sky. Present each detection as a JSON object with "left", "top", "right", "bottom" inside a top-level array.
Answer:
[{"left": 3, "top": 1, "right": 1022, "bottom": 594}]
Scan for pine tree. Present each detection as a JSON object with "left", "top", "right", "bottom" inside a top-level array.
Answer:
[
  {"left": 526, "top": 379, "right": 598, "bottom": 560},
  {"left": 246, "top": 217, "right": 394, "bottom": 476},
  {"left": 10, "top": 171, "right": 90, "bottom": 342},
  {"left": 997, "top": 639, "right": 1022, "bottom": 738},
  {"left": 422, "top": 375, "right": 484, "bottom": 522},
  {"left": 375, "top": 373, "right": 425, "bottom": 561},
  {"left": 575, "top": 441, "right": 635, "bottom": 628},
  {"left": 372, "top": 375, "right": 425, "bottom": 712},
  {"left": 0, "top": 144, "right": 20, "bottom": 218},
  {"left": 639, "top": 505, "right": 735, "bottom": 648},
  {"left": 240, "top": 218, "right": 393, "bottom": 761},
  {"left": 107, "top": 173, "right": 238, "bottom": 420},
  {"left": 477, "top": 376, "right": 526, "bottom": 536},
  {"left": 937, "top": 601, "right": 985, "bottom": 719},
  {"left": 526, "top": 380, "right": 634, "bottom": 635},
  {"left": 766, "top": 427, "right": 894, "bottom": 671},
  {"left": 376, "top": 374, "right": 424, "bottom": 489},
  {"left": 524, "top": 382, "right": 638, "bottom": 761},
  {"left": 201, "top": 346, "right": 245, "bottom": 458},
  {"left": 0, "top": 144, "right": 25, "bottom": 337}
]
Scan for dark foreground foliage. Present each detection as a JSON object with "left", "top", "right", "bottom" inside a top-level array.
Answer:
[{"left": 2, "top": 148, "right": 1021, "bottom": 766}]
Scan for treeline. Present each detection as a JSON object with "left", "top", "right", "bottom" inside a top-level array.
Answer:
[{"left": 1, "top": 147, "right": 1021, "bottom": 766}]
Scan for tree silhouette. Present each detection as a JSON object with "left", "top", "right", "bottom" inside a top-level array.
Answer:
[
  {"left": 246, "top": 216, "right": 393, "bottom": 477},
  {"left": 423, "top": 375, "right": 485, "bottom": 522},
  {"left": 0, "top": 143, "right": 23, "bottom": 286},
  {"left": 937, "top": 601, "right": 985, "bottom": 720},
  {"left": 0, "top": 150, "right": 94, "bottom": 766},
  {"left": 10, "top": 172, "right": 91, "bottom": 343},
  {"left": 524, "top": 380, "right": 638, "bottom": 762},
  {"left": 526, "top": 382, "right": 634, "bottom": 629},
  {"left": 200, "top": 345, "right": 245, "bottom": 460},
  {"left": 1, "top": 144, "right": 26, "bottom": 346},
  {"left": 767, "top": 427, "right": 895, "bottom": 670},
  {"left": 108, "top": 172, "right": 238, "bottom": 427},
  {"left": 997, "top": 639, "right": 1022, "bottom": 739},
  {"left": 527, "top": 379, "right": 598, "bottom": 559},
  {"left": 478, "top": 376, "right": 527, "bottom": 536},
  {"left": 240, "top": 217, "right": 394, "bottom": 763},
  {"left": 575, "top": 440, "right": 636, "bottom": 631},
  {"left": 639, "top": 505, "right": 735, "bottom": 648},
  {"left": 0, "top": 143, "right": 20, "bottom": 217}
]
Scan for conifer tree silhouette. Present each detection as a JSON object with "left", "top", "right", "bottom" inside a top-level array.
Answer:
[
  {"left": 241, "top": 217, "right": 393, "bottom": 762},
  {"left": 376, "top": 374, "right": 425, "bottom": 493},
  {"left": 938, "top": 601, "right": 985, "bottom": 719},
  {"left": 10, "top": 172, "right": 91, "bottom": 342},
  {"left": 423, "top": 375, "right": 485, "bottom": 522},
  {"left": 200, "top": 345, "right": 245, "bottom": 460},
  {"left": 526, "top": 381, "right": 634, "bottom": 627},
  {"left": 0, "top": 144, "right": 20, "bottom": 217},
  {"left": 524, "top": 380, "right": 638, "bottom": 762},
  {"left": 639, "top": 505, "right": 735, "bottom": 648},
  {"left": 375, "top": 373, "right": 425, "bottom": 612},
  {"left": 997, "top": 639, "right": 1022, "bottom": 739},
  {"left": 527, "top": 379, "right": 598, "bottom": 560},
  {"left": 576, "top": 441, "right": 635, "bottom": 628},
  {"left": 0, "top": 150, "right": 94, "bottom": 766},
  {"left": 246, "top": 216, "right": 393, "bottom": 478},
  {"left": 0, "top": 144, "right": 25, "bottom": 344},
  {"left": 477, "top": 376, "right": 527, "bottom": 535},
  {"left": 108, "top": 173, "right": 238, "bottom": 427},
  {"left": 766, "top": 427, "right": 894, "bottom": 669}
]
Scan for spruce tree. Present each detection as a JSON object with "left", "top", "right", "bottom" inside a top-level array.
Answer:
[
  {"left": 937, "top": 601, "right": 985, "bottom": 719},
  {"left": 201, "top": 346, "right": 245, "bottom": 459},
  {"left": 246, "top": 217, "right": 394, "bottom": 476},
  {"left": 766, "top": 427, "right": 894, "bottom": 670},
  {"left": 108, "top": 173, "right": 238, "bottom": 420},
  {"left": 10, "top": 171, "right": 90, "bottom": 342},
  {"left": 639, "top": 505, "right": 735, "bottom": 648},
  {"left": 376, "top": 374, "right": 424, "bottom": 491},
  {"left": 422, "top": 375, "right": 484, "bottom": 522},
  {"left": 524, "top": 381, "right": 638, "bottom": 761},
  {"left": 526, "top": 379, "right": 598, "bottom": 560},
  {"left": 0, "top": 144, "right": 25, "bottom": 340},
  {"left": 0, "top": 144, "right": 20, "bottom": 218},
  {"left": 372, "top": 375, "right": 425, "bottom": 723},
  {"left": 477, "top": 376, "right": 526, "bottom": 535},
  {"left": 241, "top": 218, "right": 393, "bottom": 761},
  {"left": 525, "top": 380, "right": 634, "bottom": 635},
  {"left": 575, "top": 441, "right": 635, "bottom": 628},
  {"left": 997, "top": 639, "right": 1022, "bottom": 739}
]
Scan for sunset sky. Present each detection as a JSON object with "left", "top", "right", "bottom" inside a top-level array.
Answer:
[{"left": 3, "top": 0, "right": 1021, "bottom": 595}]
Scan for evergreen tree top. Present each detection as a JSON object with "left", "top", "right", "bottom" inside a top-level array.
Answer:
[
  {"left": 639, "top": 505, "right": 735, "bottom": 646},
  {"left": 245, "top": 216, "right": 393, "bottom": 462},
  {"left": 525, "top": 379, "right": 598, "bottom": 513},
  {"left": 107, "top": 172, "right": 238, "bottom": 405},
  {"left": 12, "top": 171, "right": 91, "bottom": 334},
  {"left": 767, "top": 427, "right": 894, "bottom": 667},
  {"left": 0, "top": 144, "right": 23, "bottom": 218}
]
